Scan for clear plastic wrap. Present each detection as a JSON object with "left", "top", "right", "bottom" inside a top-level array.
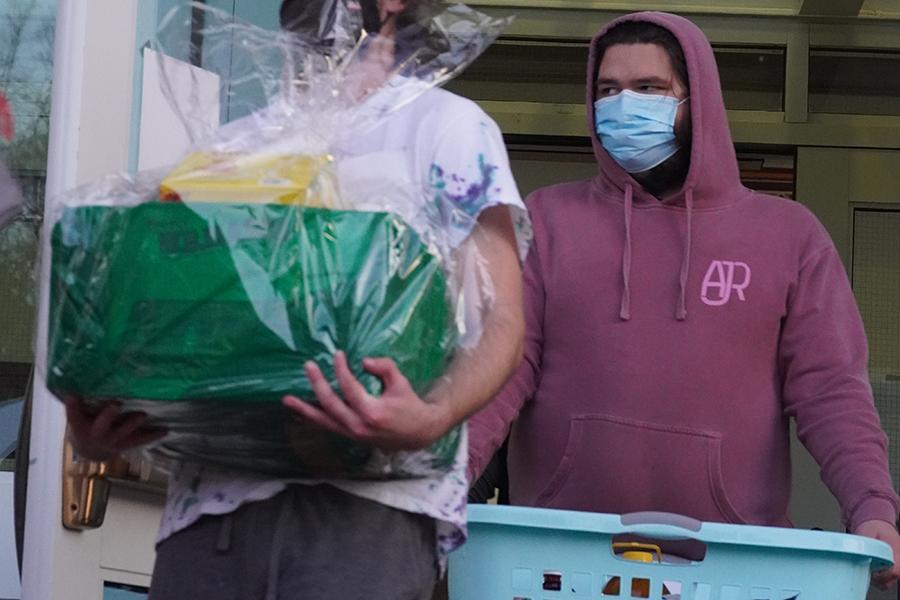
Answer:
[{"left": 45, "top": 2, "right": 512, "bottom": 478}]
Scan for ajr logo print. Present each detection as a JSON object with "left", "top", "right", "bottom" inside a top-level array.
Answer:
[{"left": 701, "top": 260, "right": 751, "bottom": 306}]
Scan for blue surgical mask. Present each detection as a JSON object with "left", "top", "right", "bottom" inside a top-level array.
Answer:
[{"left": 594, "top": 90, "right": 687, "bottom": 173}]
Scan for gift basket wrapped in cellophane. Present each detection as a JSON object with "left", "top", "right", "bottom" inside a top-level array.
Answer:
[{"left": 44, "top": 1, "right": 512, "bottom": 479}]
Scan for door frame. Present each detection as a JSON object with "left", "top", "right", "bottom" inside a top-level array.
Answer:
[{"left": 22, "top": 2, "right": 145, "bottom": 598}]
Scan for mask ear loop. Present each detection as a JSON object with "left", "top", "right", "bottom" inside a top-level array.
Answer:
[{"left": 656, "top": 94, "right": 689, "bottom": 107}]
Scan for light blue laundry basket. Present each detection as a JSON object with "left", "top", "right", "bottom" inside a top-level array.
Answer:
[{"left": 449, "top": 505, "right": 892, "bottom": 600}]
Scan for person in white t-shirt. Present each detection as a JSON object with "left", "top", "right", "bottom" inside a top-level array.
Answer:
[{"left": 63, "top": 1, "right": 529, "bottom": 598}]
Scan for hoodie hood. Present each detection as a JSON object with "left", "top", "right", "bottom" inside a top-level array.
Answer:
[
  {"left": 587, "top": 12, "right": 747, "bottom": 320},
  {"left": 587, "top": 11, "right": 742, "bottom": 208}
]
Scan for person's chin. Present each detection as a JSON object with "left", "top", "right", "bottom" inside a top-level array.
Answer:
[{"left": 631, "top": 150, "right": 690, "bottom": 198}]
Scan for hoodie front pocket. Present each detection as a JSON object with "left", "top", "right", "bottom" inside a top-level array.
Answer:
[{"left": 532, "top": 413, "right": 746, "bottom": 524}]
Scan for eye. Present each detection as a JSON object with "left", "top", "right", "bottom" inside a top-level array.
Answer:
[
  {"left": 638, "top": 84, "right": 665, "bottom": 93},
  {"left": 597, "top": 86, "right": 619, "bottom": 97}
]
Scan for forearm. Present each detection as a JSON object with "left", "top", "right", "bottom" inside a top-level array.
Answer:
[
  {"left": 425, "top": 296, "right": 523, "bottom": 433},
  {"left": 424, "top": 204, "right": 525, "bottom": 436}
]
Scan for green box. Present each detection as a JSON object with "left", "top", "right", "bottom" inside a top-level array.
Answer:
[{"left": 48, "top": 202, "right": 460, "bottom": 478}]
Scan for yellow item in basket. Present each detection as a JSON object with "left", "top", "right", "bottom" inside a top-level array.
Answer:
[
  {"left": 602, "top": 543, "right": 669, "bottom": 597},
  {"left": 159, "top": 152, "right": 341, "bottom": 206}
]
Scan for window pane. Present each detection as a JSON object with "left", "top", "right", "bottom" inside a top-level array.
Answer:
[
  {"left": 445, "top": 40, "right": 785, "bottom": 112},
  {"left": 715, "top": 47, "right": 784, "bottom": 112},
  {"left": 853, "top": 209, "right": 900, "bottom": 490},
  {"left": 810, "top": 49, "right": 900, "bottom": 116},
  {"left": 0, "top": 0, "right": 56, "bottom": 469},
  {"left": 445, "top": 40, "right": 589, "bottom": 105}
]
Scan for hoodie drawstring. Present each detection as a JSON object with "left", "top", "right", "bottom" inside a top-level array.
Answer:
[
  {"left": 677, "top": 187, "right": 694, "bottom": 321},
  {"left": 619, "top": 184, "right": 693, "bottom": 322},
  {"left": 619, "top": 183, "right": 633, "bottom": 321}
]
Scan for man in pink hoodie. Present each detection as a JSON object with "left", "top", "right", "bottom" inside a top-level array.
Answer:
[{"left": 467, "top": 11, "right": 900, "bottom": 589}]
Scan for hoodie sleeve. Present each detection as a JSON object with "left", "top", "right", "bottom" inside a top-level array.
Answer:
[
  {"left": 780, "top": 239, "right": 900, "bottom": 531},
  {"left": 466, "top": 200, "right": 545, "bottom": 483}
]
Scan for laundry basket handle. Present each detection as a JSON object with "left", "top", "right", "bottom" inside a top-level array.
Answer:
[{"left": 620, "top": 512, "right": 702, "bottom": 534}]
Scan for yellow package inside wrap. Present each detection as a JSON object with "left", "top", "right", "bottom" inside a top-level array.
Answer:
[{"left": 160, "top": 152, "right": 340, "bottom": 206}]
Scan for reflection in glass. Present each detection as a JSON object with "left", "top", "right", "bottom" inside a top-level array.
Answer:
[
  {"left": 810, "top": 49, "right": 900, "bottom": 116},
  {"left": 0, "top": 0, "right": 56, "bottom": 470}
]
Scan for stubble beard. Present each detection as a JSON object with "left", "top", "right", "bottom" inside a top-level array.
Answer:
[{"left": 631, "top": 145, "right": 691, "bottom": 199}]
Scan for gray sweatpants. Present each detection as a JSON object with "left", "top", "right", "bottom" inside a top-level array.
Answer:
[{"left": 148, "top": 484, "right": 438, "bottom": 600}]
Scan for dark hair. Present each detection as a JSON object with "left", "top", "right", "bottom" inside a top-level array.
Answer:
[
  {"left": 392, "top": 0, "right": 449, "bottom": 69},
  {"left": 279, "top": 1, "right": 442, "bottom": 48},
  {"left": 595, "top": 21, "right": 689, "bottom": 92},
  {"left": 396, "top": 0, "right": 441, "bottom": 31}
]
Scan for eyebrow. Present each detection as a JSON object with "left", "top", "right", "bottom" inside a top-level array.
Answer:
[{"left": 596, "top": 76, "right": 670, "bottom": 86}]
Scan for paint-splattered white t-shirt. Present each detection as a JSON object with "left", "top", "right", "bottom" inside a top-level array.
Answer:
[{"left": 157, "top": 86, "right": 531, "bottom": 568}]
